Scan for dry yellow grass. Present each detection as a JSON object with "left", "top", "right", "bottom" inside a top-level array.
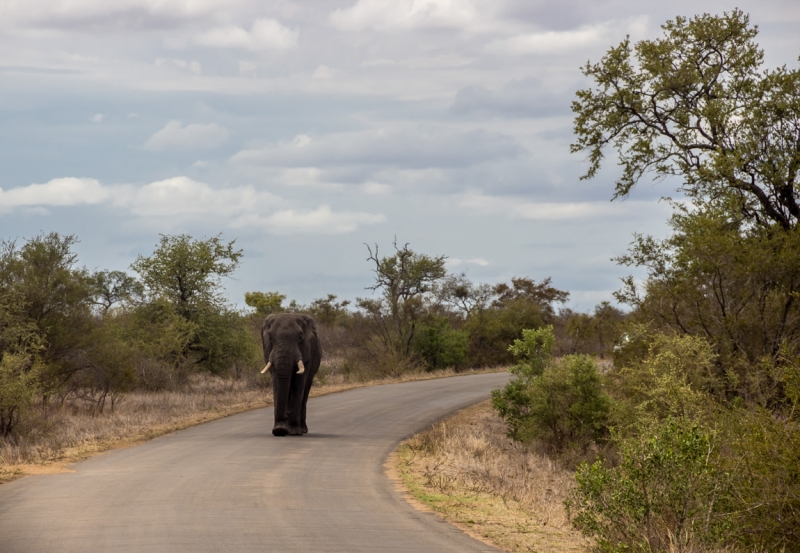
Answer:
[
  {"left": 0, "top": 366, "right": 502, "bottom": 484},
  {"left": 392, "top": 400, "right": 589, "bottom": 553}
]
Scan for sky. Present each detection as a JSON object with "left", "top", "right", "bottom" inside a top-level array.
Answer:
[{"left": 1, "top": 0, "right": 798, "bottom": 311}]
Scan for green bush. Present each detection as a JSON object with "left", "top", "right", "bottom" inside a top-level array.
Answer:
[
  {"left": 568, "top": 418, "right": 734, "bottom": 553},
  {"left": 0, "top": 352, "right": 42, "bottom": 437},
  {"left": 610, "top": 333, "right": 720, "bottom": 435},
  {"left": 492, "top": 327, "right": 611, "bottom": 449},
  {"left": 464, "top": 300, "right": 548, "bottom": 366},
  {"left": 491, "top": 326, "right": 555, "bottom": 441},
  {"left": 721, "top": 406, "right": 800, "bottom": 549},
  {"left": 412, "top": 316, "right": 469, "bottom": 370}
]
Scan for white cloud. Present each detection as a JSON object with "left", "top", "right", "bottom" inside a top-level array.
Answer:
[
  {"left": 231, "top": 127, "right": 522, "bottom": 169},
  {"left": 0, "top": 178, "right": 110, "bottom": 211},
  {"left": 195, "top": 18, "right": 298, "bottom": 51},
  {"left": 330, "top": 0, "right": 487, "bottom": 31},
  {"left": 116, "top": 176, "right": 275, "bottom": 217},
  {"left": 144, "top": 120, "right": 229, "bottom": 150},
  {"left": 486, "top": 17, "right": 648, "bottom": 55},
  {"left": 155, "top": 58, "right": 201, "bottom": 74},
  {"left": 91, "top": 113, "right": 103, "bottom": 122},
  {"left": 238, "top": 60, "right": 258, "bottom": 73},
  {"left": 0, "top": 176, "right": 384, "bottom": 234},
  {"left": 0, "top": 0, "right": 250, "bottom": 29},
  {"left": 237, "top": 205, "right": 386, "bottom": 234},
  {"left": 446, "top": 257, "right": 489, "bottom": 267},
  {"left": 313, "top": 65, "right": 336, "bottom": 79},
  {"left": 458, "top": 193, "right": 666, "bottom": 220},
  {"left": 361, "top": 182, "right": 391, "bottom": 194}
]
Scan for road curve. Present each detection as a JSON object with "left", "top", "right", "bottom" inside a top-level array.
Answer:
[{"left": 0, "top": 372, "right": 510, "bottom": 552}]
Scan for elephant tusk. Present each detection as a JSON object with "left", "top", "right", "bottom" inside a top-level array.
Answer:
[
  {"left": 260, "top": 361, "right": 272, "bottom": 374},
  {"left": 297, "top": 360, "right": 305, "bottom": 374}
]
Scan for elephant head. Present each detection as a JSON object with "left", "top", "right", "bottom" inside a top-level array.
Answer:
[{"left": 261, "top": 313, "right": 322, "bottom": 436}]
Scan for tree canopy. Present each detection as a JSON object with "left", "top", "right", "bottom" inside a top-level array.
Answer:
[
  {"left": 131, "top": 234, "right": 242, "bottom": 316},
  {"left": 358, "top": 241, "right": 448, "bottom": 357},
  {"left": 572, "top": 9, "right": 800, "bottom": 230}
]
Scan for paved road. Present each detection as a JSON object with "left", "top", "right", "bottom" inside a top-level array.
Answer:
[{"left": 0, "top": 373, "right": 509, "bottom": 552}]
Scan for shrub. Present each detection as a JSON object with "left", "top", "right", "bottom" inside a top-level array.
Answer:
[
  {"left": 0, "top": 352, "right": 41, "bottom": 437},
  {"left": 567, "top": 418, "right": 734, "bottom": 553},
  {"left": 493, "top": 327, "right": 611, "bottom": 449},
  {"left": 491, "top": 326, "right": 555, "bottom": 441},
  {"left": 610, "top": 333, "right": 720, "bottom": 434},
  {"left": 722, "top": 407, "right": 800, "bottom": 549},
  {"left": 464, "top": 300, "right": 547, "bottom": 366},
  {"left": 412, "top": 316, "right": 469, "bottom": 370}
]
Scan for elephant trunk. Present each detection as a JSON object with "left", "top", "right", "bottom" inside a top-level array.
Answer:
[
  {"left": 271, "top": 359, "right": 293, "bottom": 424},
  {"left": 270, "top": 349, "right": 303, "bottom": 424}
]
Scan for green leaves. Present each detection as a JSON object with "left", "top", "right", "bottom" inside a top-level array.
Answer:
[
  {"left": 244, "top": 291, "right": 287, "bottom": 316},
  {"left": 507, "top": 325, "right": 555, "bottom": 380},
  {"left": 0, "top": 352, "right": 42, "bottom": 436},
  {"left": 569, "top": 419, "right": 732, "bottom": 552},
  {"left": 131, "top": 234, "right": 242, "bottom": 314},
  {"left": 572, "top": 9, "right": 800, "bottom": 230},
  {"left": 130, "top": 234, "right": 255, "bottom": 375},
  {"left": 360, "top": 241, "right": 448, "bottom": 358},
  {"left": 492, "top": 326, "right": 611, "bottom": 448},
  {"left": 412, "top": 316, "right": 469, "bottom": 370}
]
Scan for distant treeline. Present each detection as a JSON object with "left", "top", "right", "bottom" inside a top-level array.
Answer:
[{"left": 0, "top": 231, "right": 622, "bottom": 436}]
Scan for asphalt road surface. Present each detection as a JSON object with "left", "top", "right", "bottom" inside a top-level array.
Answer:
[{"left": 0, "top": 372, "right": 510, "bottom": 552}]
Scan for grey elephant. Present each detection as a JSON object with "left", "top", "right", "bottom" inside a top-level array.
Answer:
[{"left": 260, "top": 313, "right": 322, "bottom": 436}]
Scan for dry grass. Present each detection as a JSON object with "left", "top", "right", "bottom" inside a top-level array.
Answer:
[
  {"left": 0, "top": 365, "right": 503, "bottom": 484},
  {"left": 393, "top": 400, "right": 589, "bottom": 553},
  {"left": 0, "top": 376, "right": 270, "bottom": 482}
]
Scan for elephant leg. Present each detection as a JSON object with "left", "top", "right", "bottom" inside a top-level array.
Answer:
[
  {"left": 300, "top": 376, "right": 314, "bottom": 434},
  {"left": 271, "top": 376, "right": 290, "bottom": 436},
  {"left": 287, "top": 374, "right": 305, "bottom": 436}
]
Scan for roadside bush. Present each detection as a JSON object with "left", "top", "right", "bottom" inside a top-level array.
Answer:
[
  {"left": 465, "top": 300, "right": 548, "bottom": 366},
  {"left": 125, "top": 299, "right": 198, "bottom": 372},
  {"left": 568, "top": 418, "right": 734, "bottom": 553},
  {"left": 722, "top": 407, "right": 800, "bottom": 549},
  {"left": 610, "top": 333, "right": 720, "bottom": 435},
  {"left": 0, "top": 352, "right": 42, "bottom": 437},
  {"left": 64, "top": 322, "right": 137, "bottom": 413},
  {"left": 412, "top": 316, "right": 469, "bottom": 370},
  {"left": 491, "top": 326, "right": 555, "bottom": 441},
  {"left": 492, "top": 327, "right": 611, "bottom": 449}
]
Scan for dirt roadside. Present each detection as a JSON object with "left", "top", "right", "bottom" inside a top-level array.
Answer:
[
  {"left": 0, "top": 368, "right": 504, "bottom": 484},
  {"left": 388, "top": 400, "right": 589, "bottom": 553}
]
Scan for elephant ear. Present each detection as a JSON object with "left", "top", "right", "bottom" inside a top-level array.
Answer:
[
  {"left": 261, "top": 314, "right": 276, "bottom": 364},
  {"left": 299, "top": 314, "right": 319, "bottom": 359}
]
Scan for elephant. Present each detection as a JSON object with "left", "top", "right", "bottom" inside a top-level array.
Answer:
[{"left": 260, "top": 313, "right": 322, "bottom": 436}]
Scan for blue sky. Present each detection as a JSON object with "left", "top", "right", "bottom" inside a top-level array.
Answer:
[{"left": 1, "top": 0, "right": 798, "bottom": 310}]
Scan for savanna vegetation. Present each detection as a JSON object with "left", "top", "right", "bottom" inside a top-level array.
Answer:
[
  {"left": 484, "top": 10, "right": 800, "bottom": 553},
  {"left": 6, "top": 9, "right": 795, "bottom": 553},
  {"left": 0, "top": 229, "right": 617, "bottom": 478}
]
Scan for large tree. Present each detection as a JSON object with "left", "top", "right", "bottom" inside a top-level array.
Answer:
[
  {"left": 357, "top": 241, "right": 447, "bottom": 357},
  {"left": 0, "top": 233, "right": 94, "bottom": 379},
  {"left": 573, "top": 10, "right": 800, "bottom": 394},
  {"left": 572, "top": 9, "right": 800, "bottom": 230},
  {"left": 131, "top": 234, "right": 254, "bottom": 373},
  {"left": 131, "top": 234, "right": 242, "bottom": 318}
]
